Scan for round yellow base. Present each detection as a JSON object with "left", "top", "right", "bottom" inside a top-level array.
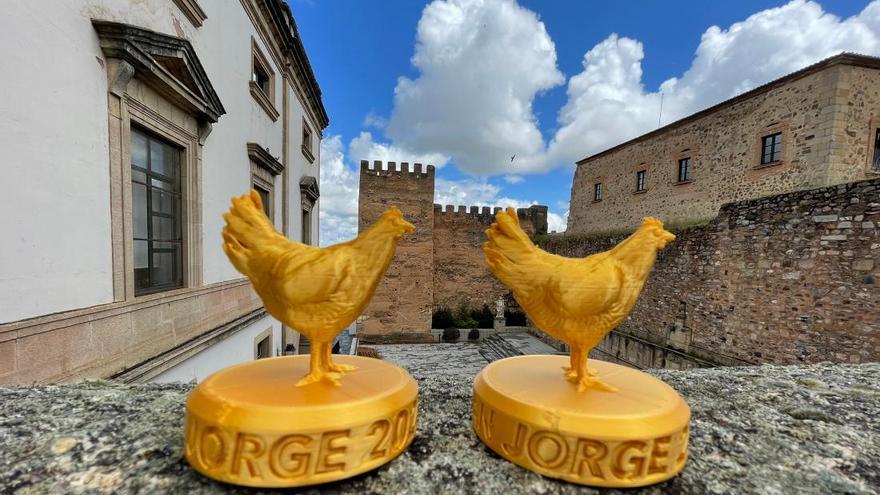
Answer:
[
  {"left": 472, "top": 355, "right": 689, "bottom": 488},
  {"left": 184, "top": 355, "right": 418, "bottom": 488}
]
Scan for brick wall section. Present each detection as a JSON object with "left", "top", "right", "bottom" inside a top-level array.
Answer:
[
  {"left": 568, "top": 56, "right": 879, "bottom": 236},
  {"left": 538, "top": 178, "right": 880, "bottom": 367},
  {"left": 432, "top": 205, "right": 547, "bottom": 313},
  {"left": 358, "top": 160, "right": 435, "bottom": 341}
]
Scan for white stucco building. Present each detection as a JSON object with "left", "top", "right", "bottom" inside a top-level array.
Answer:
[{"left": 0, "top": 0, "right": 328, "bottom": 384}]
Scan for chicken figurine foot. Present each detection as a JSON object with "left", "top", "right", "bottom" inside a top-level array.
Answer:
[
  {"left": 295, "top": 340, "right": 357, "bottom": 387},
  {"left": 183, "top": 191, "right": 419, "bottom": 488},
  {"left": 562, "top": 362, "right": 617, "bottom": 392},
  {"left": 474, "top": 209, "right": 691, "bottom": 488}
]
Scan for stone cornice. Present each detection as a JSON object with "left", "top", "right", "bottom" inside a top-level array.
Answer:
[
  {"left": 112, "top": 308, "right": 267, "bottom": 383},
  {"left": 171, "top": 0, "right": 207, "bottom": 28},
  {"left": 92, "top": 20, "right": 226, "bottom": 123},
  {"left": 263, "top": 0, "right": 330, "bottom": 130},
  {"left": 249, "top": 81, "right": 280, "bottom": 121},
  {"left": 247, "top": 143, "right": 284, "bottom": 176},
  {"left": 299, "top": 175, "right": 320, "bottom": 203}
]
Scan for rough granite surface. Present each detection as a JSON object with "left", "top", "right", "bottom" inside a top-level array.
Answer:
[{"left": 0, "top": 344, "right": 878, "bottom": 494}]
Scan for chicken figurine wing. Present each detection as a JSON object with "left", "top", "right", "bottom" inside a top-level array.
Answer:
[
  {"left": 484, "top": 209, "right": 675, "bottom": 392},
  {"left": 222, "top": 191, "right": 415, "bottom": 386}
]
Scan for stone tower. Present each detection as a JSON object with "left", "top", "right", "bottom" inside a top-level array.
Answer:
[{"left": 358, "top": 160, "right": 436, "bottom": 342}]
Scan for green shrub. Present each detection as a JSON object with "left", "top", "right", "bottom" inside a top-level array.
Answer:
[
  {"left": 432, "top": 307, "right": 455, "bottom": 329},
  {"left": 453, "top": 303, "right": 478, "bottom": 329},
  {"left": 505, "top": 311, "right": 527, "bottom": 326},
  {"left": 467, "top": 328, "right": 481, "bottom": 341},
  {"left": 470, "top": 304, "right": 495, "bottom": 328},
  {"left": 442, "top": 327, "right": 460, "bottom": 342}
]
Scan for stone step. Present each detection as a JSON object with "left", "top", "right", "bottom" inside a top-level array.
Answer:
[{"left": 478, "top": 334, "right": 523, "bottom": 363}]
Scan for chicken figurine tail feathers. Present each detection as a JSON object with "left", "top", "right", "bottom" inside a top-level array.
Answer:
[
  {"left": 222, "top": 190, "right": 415, "bottom": 386},
  {"left": 222, "top": 191, "right": 293, "bottom": 284},
  {"left": 484, "top": 208, "right": 675, "bottom": 392}
]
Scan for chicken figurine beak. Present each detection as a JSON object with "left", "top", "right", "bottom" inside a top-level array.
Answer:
[{"left": 659, "top": 230, "right": 676, "bottom": 248}]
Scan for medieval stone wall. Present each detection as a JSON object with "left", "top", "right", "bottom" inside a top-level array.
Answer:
[
  {"left": 358, "top": 160, "right": 435, "bottom": 341},
  {"left": 432, "top": 204, "right": 547, "bottom": 314},
  {"left": 830, "top": 65, "right": 880, "bottom": 183},
  {"left": 539, "top": 178, "right": 880, "bottom": 368},
  {"left": 568, "top": 59, "right": 879, "bottom": 236},
  {"left": 357, "top": 160, "right": 548, "bottom": 340}
]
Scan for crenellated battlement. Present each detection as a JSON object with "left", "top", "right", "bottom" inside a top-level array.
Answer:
[
  {"left": 360, "top": 159, "right": 435, "bottom": 178},
  {"left": 358, "top": 156, "right": 548, "bottom": 339},
  {"left": 432, "top": 203, "right": 548, "bottom": 234}
]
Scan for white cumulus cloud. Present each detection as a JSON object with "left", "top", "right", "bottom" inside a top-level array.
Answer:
[
  {"left": 548, "top": 0, "right": 880, "bottom": 165},
  {"left": 434, "top": 177, "right": 567, "bottom": 232},
  {"left": 318, "top": 133, "right": 451, "bottom": 245},
  {"left": 320, "top": 132, "right": 447, "bottom": 246},
  {"left": 320, "top": 154, "right": 569, "bottom": 244},
  {"left": 386, "top": 0, "right": 563, "bottom": 175},
  {"left": 349, "top": 131, "right": 449, "bottom": 169},
  {"left": 503, "top": 175, "right": 525, "bottom": 184},
  {"left": 362, "top": 112, "right": 387, "bottom": 130},
  {"left": 317, "top": 135, "right": 359, "bottom": 246},
  {"left": 322, "top": 0, "right": 880, "bottom": 243}
]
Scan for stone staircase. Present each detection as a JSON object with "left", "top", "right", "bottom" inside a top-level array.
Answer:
[{"left": 478, "top": 334, "right": 523, "bottom": 362}]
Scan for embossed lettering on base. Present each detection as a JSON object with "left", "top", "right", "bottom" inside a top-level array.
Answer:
[
  {"left": 184, "top": 355, "right": 418, "bottom": 488},
  {"left": 472, "top": 355, "right": 690, "bottom": 488}
]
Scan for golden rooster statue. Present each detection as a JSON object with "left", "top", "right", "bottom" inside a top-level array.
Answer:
[
  {"left": 484, "top": 209, "right": 675, "bottom": 392},
  {"left": 222, "top": 191, "right": 415, "bottom": 387}
]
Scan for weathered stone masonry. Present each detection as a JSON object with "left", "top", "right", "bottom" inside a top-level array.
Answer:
[
  {"left": 569, "top": 53, "right": 880, "bottom": 236},
  {"left": 358, "top": 160, "right": 547, "bottom": 342},
  {"left": 432, "top": 203, "right": 546, "bottom": 313},
  {"left": 358, "top": 160, "right": 436, "bottom": 342},
  {"left": 539, "top": 178, "right": 880, "bottom": 369}
]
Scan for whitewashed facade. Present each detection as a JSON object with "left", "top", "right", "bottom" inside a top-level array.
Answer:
[{"left": 0, "top": 0, "right": 328, "bottom": 384}]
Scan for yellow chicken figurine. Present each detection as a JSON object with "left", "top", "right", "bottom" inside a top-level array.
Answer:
[
  {"left": 222, "top": 191, "right": 415, "bottom": 386},
  {"left": 484, "top": 209, "right": 675, "bottom": 392}
]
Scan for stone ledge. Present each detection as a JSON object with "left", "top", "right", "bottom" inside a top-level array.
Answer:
[
  {"left": 358, "top": 332, "right": 437, "bottom": 345},
  {"left": 0, "top": 360, "right": 878, "bottom": 494}
]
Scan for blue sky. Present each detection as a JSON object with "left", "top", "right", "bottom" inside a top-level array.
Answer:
[{"left": 288, "top": 0, "right": 877, "bottom": 244}]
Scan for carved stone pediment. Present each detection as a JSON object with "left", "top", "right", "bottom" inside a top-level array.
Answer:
[
  {"left": 300, "top": 176, "right": 319, "bottom": 210},
  {"left": 92, "top": 20, "right": 226, "bottom": 123},
  {"left": 247, "top": 143, "right": 284, "bottom": 176}
]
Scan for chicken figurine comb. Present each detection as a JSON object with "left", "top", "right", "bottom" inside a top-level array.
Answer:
[
  {"left": 474, "top": 209, "right": 691, "bottom": 488},
  {"left": 184, "top": 191, "right": 419, "bottom": 489}
]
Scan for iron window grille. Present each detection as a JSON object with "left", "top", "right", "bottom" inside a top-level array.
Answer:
[
  {"left": 678, "top": 157, "right": 691, "bottom": 182},
  {"left": 252, "top": 60, "right": 271, "bottom": 97},
  {"left": 131, "top": 127, "right": 183, "bottom": 295},
  {"left": 302, "top": 209, "right": 312, "bottom": 245},
  {"left": 256, "top": 335, "right": 272, "bottom": 359},
  {"left": 302, "top": 125, "right": 312, "bottom": 153},
  {"left": 760, "top": 132, "right": 783, "bottom": 165},
  {"left": 594, "top": 182, "right": 603, "bottom": 201},
  {"left": 636, "top": 170, "right": 647, "bottom": 192},
  {"left": 253, "top": 182, "right": 272, "bottom": 218},
  {"left": 872, "top": 128, "right": 880, "bottom": 172}
]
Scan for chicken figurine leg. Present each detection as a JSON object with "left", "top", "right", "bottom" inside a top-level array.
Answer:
[
  {"left": 483, "top": 209, "right": 675, "bottom": 392},
  {"left": 222, "top": 190, "right": 415, "bottom": 386}
]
